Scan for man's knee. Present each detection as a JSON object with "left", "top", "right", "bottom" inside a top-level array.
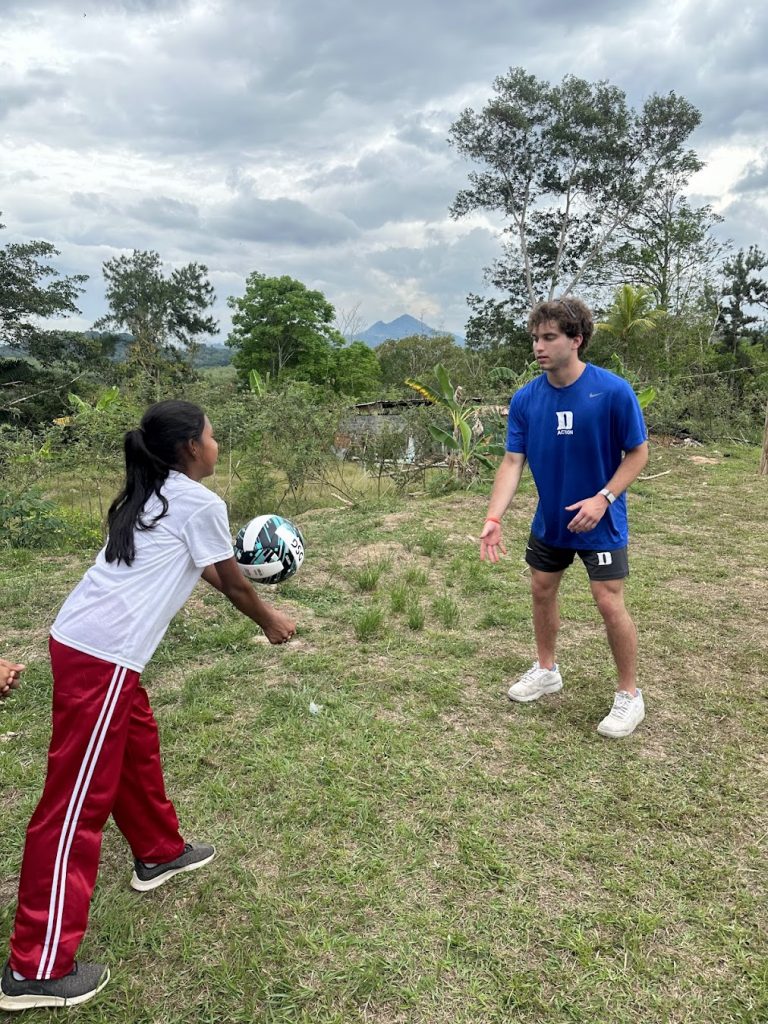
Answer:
[
  {"left": 591, "top": 583, "right": 627, "bottom": 623},
  {"left": 530, "top": 570, "right": 561, "bottom": 603}
]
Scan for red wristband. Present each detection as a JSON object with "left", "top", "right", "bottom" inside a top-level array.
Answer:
[{"left": 485, "top": 516, "right": 501, "bottom": 525}]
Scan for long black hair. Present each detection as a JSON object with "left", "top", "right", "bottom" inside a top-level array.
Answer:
[{"left": 105, "top": 400, "right": 206, "bottom": 565}]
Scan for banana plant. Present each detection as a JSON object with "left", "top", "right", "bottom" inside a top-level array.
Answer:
[
  {"left": 67, "top": 386, "right": 120, "bottom": 414},
  {"left": 405, "top": 363, "right": 505, "bottom": 481},
  {"left": 248, "top": 368, "right": 270, "bottom": 397},
  {"left": 53, "top": 386, "right": 121, "bottom": 427},
  {"left": 488, "top": 360, "right": 540, "bottom": 392}
]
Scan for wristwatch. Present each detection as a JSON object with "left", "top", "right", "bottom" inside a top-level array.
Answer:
[{"left": 599, "top": 488, "right": 616, "bottom": 505}]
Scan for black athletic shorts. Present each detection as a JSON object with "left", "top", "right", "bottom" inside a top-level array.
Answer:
[{"left": 524, "top": 531, "right": 629, "bottom": 581}]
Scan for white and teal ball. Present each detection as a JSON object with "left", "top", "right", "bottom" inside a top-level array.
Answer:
[{"left": 234, "top": 515, "right": 305, "bottom": 584}]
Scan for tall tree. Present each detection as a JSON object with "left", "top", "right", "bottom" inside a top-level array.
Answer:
[
  {"left": 0, "top": 216, "right": 87, "bottom": 349},
  {"left": 716, "top": 246, "right": 768, "bottom": 353},
  {"left": 449, "top": 68, "right": 701, "bottom": 319},
  {"left": 462, "top": 295, "right": 533, "bottom": 368},
  {"left": 24, "top": 329, "right": 116, "bottom": 370},
  {"left": 335, "top": 303, "right": 366, "bottom": 342},
  {"left": 331, "top": 341, "right": 382, "bottom": 399},
  {"left": 94, "top": 250, "right": 217, "bottom": 395},
  {"left": 615, "top": 179, "right": 727, "bottom": 313},
  {"left": 375, "top": 333, "right": 464, "bottom": 389},
  {"left": 227, "top": 273, "right": 343, "bottom": 384}
]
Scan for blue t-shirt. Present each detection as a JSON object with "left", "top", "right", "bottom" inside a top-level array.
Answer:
[{"left": 506, "top": 363, "right": 647, "bottom": 550}]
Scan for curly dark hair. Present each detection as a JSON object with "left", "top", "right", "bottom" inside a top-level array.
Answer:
[{"left": 528, "top": 297, "right": 594, "bottom": 353}]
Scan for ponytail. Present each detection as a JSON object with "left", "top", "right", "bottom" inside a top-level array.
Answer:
[{"left": 105, "top": 400, "right": 206, "bottom": 565}]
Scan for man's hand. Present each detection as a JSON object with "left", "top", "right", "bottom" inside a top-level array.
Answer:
[
  {"left": 261, "top": 610, "right": 297, "bottom": 645},
  {"left": 0, "top": 659, "right": 25, "bottom": 700},
  {"left": 565, "top": 495, "right": 609, "bottom": 533},
  {"left": 480, "top": 520, "right": 507, "bottom": 563}
]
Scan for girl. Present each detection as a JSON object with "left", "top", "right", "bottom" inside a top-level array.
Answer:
[{"left": 1, "top": 400, "right": 296, "bottom": 1011}]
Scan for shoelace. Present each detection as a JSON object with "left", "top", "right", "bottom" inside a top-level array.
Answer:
[
  {"left": 520, "top": 664, "right": 545, "bottom": 684},
  {"left": 609, "top": 692, "right": 634, "bottom": 719}
]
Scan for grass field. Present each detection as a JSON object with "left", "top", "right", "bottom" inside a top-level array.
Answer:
[{"left": 1, "top": 441, "right": 767, "bottom": 1023}]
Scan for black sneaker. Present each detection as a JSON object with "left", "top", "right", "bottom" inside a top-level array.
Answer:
[
  {"left": 130, "top": 841, "right": 216, "bottom": 892},
  {"left": 0, "top": 960, "right": 109, "bottom": 1011}
]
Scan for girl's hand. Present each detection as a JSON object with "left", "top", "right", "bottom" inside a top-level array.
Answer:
[
  {"left": 208, "top": 557, "right": 297, "bottom": 643},
  {"left": 0, "top": 659, "right": 25, "bottom": 699},
  {"left": 262, "top": 611, "right": 296, "bottom": 645}
]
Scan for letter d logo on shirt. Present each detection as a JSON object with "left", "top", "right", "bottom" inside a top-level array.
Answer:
[{"left": 556, "top": 411, "right": 574, "bottom": 435}]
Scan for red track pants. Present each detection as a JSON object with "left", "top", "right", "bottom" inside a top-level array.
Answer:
[{"left": 9, "top": 638, "right": 185, "bottom": 979}]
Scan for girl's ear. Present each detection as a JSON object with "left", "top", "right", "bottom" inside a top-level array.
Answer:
[{"left": 177, "top": 438, "right": 196, "bottom": 466}]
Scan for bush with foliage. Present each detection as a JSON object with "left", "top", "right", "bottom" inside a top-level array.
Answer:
[
  {"left": 231, "top": 381, "right": 346, "bottom": 517},
  {"left": 0, "top": 486, "right": 101, "bottom": 551}
]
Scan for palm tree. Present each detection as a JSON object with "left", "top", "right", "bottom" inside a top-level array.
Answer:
[{"left": 595, "top": 284, "right": 664, "bottom": 368}]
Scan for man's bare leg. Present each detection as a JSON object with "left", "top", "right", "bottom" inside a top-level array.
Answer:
[
  {"left": 531, "top": 568, "right": 565, "bottom": 669},
  {"left": 589, "top": 579, "right": 637, "bottom": 695}
]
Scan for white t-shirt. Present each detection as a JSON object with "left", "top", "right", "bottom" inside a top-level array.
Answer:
[{"left": 51, "top": 471, "right": 234, "bottom": 672}]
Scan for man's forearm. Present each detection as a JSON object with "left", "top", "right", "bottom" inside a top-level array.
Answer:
[
  {"left": 604, "top": 443, "right": 649, "bottom": 498},
  {"left": 487, "top": 453, "right": 526, "bottom": 520}
]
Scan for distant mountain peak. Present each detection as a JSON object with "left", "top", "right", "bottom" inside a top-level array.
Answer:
[{"left": 353, "top": 314, "right": 464, "bottom": 347}]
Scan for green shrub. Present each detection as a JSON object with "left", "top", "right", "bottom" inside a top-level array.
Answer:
[
  {"left": 647, "top": 377, "right": 764, "bottom": 442},
  {"left": 0, "top": 488, "right": 101, "bottom": 551},
  {"left": 239, "top": 382, "right": 346, "bottom": 510}
]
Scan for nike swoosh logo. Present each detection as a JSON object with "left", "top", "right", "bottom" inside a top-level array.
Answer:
[{"left": 589, "top": 392, "right": 603, "bottom": 398}]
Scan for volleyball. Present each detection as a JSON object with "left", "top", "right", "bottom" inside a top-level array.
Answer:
[{"left": 233, "top": 515, "right": 305, "bottom": 584}]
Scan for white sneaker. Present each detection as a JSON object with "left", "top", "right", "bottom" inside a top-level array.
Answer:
[
  {"left": 507, "top": 661, "right": 563, "bottom": 703},
  {"left": 597, "top": 688, "right": 645, "bottom": 738}
]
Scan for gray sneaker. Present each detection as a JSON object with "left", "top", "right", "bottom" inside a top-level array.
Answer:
[
  {"left": 507, "top": 661, "right": 563, "bottom": 703},
  {"left": 597, "top": 688, "right": 645, "bottom": 738},
  {"left": 130, "top": 841, "right": 216, "bottom": 892},
  {"left": 0, "top": 960, "right": 109, "bottom": 1011}
]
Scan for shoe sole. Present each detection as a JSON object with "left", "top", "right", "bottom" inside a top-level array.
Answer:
[
  {"left": 597, "top": 710, "right": 646, "bottom": 738},
  {"left": 0, "top": 969, "right": 109, "bottom": 1010},
  {"left": 507, "top": 680, "right": 563, "bottom": 703},
  {"left": 130, "top": 848, "right": 216, "bottom": 892}
]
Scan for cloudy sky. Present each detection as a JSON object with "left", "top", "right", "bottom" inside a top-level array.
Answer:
[{"left": 2, "top": 0, "right": 767, "bottom": 341}]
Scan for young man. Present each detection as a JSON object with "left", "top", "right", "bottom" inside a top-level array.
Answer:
[{"left": 480, "top": 298, "right": 649, "bottom": 738}]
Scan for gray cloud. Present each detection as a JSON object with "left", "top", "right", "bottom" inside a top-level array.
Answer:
[
  {"left": 0, "top": 67, "right": 68, "bottom": 120},
  {"left": 127, "top": 196, "right": 201, "bottom": 231},
  {"left": 733, "top": 154, "right": 768, "bottom": 195},
  {"left": 1, "top": 0, "right": 767, "bottom": 339},
  {"left": 210, "top": 194, "right": 359, "bottom": 247},
  {"left": 716, "top": 198, "right": 768, "bottom": 254}
]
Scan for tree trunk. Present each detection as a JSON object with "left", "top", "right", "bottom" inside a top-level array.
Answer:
[{"left": 760, "top": 397, "right": 768, "bottom": 476}]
